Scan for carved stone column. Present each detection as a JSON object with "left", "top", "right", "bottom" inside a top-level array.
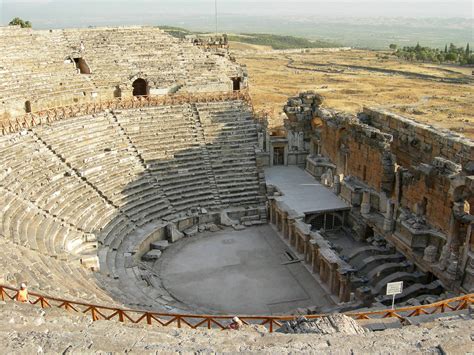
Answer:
[
  {"left": 294, "top": 231, "right": 301, "bottom": 250},
  {"left": 310, "top": 241, "right": 320, "bottom": 274},
  {"left": 361, "top": 190, "right": 371, "bottom": 215},
  {"left": 333, "top": 175, "right": 341, "bottom": 195},
  {"left": 269, "top": 201, "right": 276, "bottom": 225},
  {"left": 338, "top": 272, "right": 351, "bottom": 302},
  {"left": 304, "top": 236, "right": 312, "bottom": 263},
  {"left": 329, "top": 263, "right": 339, "bottom": 294},
  {"left": 383, "top": 199, "right": 395, "bottom": 232},
  {"left": 287, "top": 218, "right": 295, "bottom": 241},
  {"left": 281, "top": 211, "right": 288, "bottom": 238}
]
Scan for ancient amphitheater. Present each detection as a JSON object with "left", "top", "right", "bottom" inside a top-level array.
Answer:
[{"left": 0, "top": 25, "right": 473, "bottom": 353}]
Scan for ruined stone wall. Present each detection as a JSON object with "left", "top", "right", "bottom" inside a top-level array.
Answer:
[
  {"left": 399, "top": 165, "right": 455, "bottom": 233},
  {"left": 364, "top": 107, "right": 474, "bottom": 167},
  {"left": 301, "top": 95, "right": 474, "bottom": 291},
  {"left": 317, "top": 108, "right": 393, "bottom": 194}
]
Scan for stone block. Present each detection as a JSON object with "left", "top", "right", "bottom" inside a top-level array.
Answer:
[
  {"left": 141, "top": 250, "right": 162, "bottom": 261},
  {"left": 150, "top": 240, "right": 169, "bottom": 251},
  {"left": 167, "top": 223, "right": 184, "bottom": 243},
  {"left": 220, "top": 211, "right": 238, "bottom": 227},
  {"left": 183, "top": 225, "right": 198, "bottom": 237},
  {"left": 208, "top": 223, "right": 220, "bottom": 232}
]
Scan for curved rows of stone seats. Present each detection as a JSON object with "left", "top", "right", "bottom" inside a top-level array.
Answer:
[
  {"left": 114, "top": 104, "right": 219, "bottom": 215},
  {"left": 0, "top": 237, "right": 118, "bottom": 305},
  {"left": 196, "top": 101, "right": 264, "bottom": 206},
  {"left": 33, "top": 112, "right": 171, "bottom": 231},
  {"left": 62, "top": 27, "right": 237, "bottom": 91},
  {"left": 0, "top": 133, "right": 112, "bottom": 257},
  {"left": 0, "top": 27, "right": 94, "bottom": 105},
  {"left": 0, "top": 99, "right": 265, "bottom": 310},
  {"left": 0, "top": 26, "right": 243, "bottom": 122}
]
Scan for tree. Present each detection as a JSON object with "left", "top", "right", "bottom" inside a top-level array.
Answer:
[
  {"left": 8, "top": 17, "right": 32, "bottom": 28},
  {"left": 389, "top": 44, "right": 398, "bottom": 50},
  {"left": 444, "top": 44, "right": 448, "bottom": 53},
  {"left": 466, "top": 43, "right": 470, "bottom": 55},
  {"left": 445, "top": 52, "right": 457, "bottom": 61}
]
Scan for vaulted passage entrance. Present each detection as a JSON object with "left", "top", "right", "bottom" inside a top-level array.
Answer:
[
  {"left": 273, "top": 147, "right": 285, "bottom": 166},
  {"left": 231, "top": 77, "right": 241, "bottom": 91},
  {"left": 132, "top": 78, "right": 148, "bottom": 97}
]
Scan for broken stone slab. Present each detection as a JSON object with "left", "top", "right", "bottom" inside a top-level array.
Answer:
[
  {"left": 141, "top": 250, "right": 162, "bottom": 262},
  {"left": 150, "top": 240, "right": 169, "bottom": 251},
  {"left": 232, "top": 224, "right": 246, "bottom": 231},
  {"left": 167, "top": 223, "right": 184, "bottom": 243},
  {"left": 183, "top": 225, "right": 198, "bottom": 237},
  {"left": 279, "top": 314, "right": 368, "bottom": 335},
  {"left": 219, "top": 211, "right": 239, "bottom": 227},
  {"left": 207, "top": 223, "right": 220, "bottom": 232}
]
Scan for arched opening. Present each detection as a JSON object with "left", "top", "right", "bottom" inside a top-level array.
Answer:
[
  {"left": 132, "top": 78, "right": 148, "bottom": 97},
  {"left": 73, "top": 57, "right": 91, "bottom": 74},
  {"left": 231, "top": 77, "right": 241, "bottom": 91},
  {"left": 25, "top": 100, "right": 32, "bottom": 113}
]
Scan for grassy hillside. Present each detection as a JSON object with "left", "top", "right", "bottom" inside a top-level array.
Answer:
[
  {"left": 158, "top": 25, "right": 195, "bottom": 39},
  {"left": 159, "top": 26, "right": 340, "bottom": 49},
  {"left": 227, "top": 33, "right": 339, "bottom": 49}
]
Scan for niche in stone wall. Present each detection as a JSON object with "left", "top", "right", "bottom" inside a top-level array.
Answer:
[
  {"left": 114, "top": 86, "right": 122, "bottom": 98},
  {"left": 132, "top": 78, "right": 148, "bottom": 97},
  {"left": 231, "top": 77, "right": 242, "bottom": 91},
  {"left": 25, "top": 100, "right": 32, "bottom": 113},
  {"left": 73, "top": 57, "right": 91, "bottom": 74}
]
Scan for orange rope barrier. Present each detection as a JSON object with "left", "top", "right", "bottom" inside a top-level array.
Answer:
[{"left": 0, "top": 285, "right": 472, "bottom": 332}]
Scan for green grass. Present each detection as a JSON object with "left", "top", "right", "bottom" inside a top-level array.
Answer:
[
  {"left": 158, "top": 25, "right": 194, "bottom": 39},
  {"left": 227, "top": 33, "right": 340, "bottom": 49},
  {"left": 159, "top": 26, "right": 340, "bottom": 49}
]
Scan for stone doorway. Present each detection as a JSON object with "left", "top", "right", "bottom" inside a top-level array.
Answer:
[
  {"left": 273, "top": 147, "right": 285, "bottom": 166},
  {"left": 231, "top": 77, "right": 241, "bottom": 91},
  {"left": 132, "top": 78, "right": 148, "bottom": 97}
]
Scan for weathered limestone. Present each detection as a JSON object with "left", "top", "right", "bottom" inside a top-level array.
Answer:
[
  {"left": 423, "top": 245, "right": 438, "bottom": 263},
  {"left": 360, "top": 190, "right": 371, "bottom": 215},
  {"left": 268, "top": 201, "right": 353, "bottom": 303},
  {"left": 142, "top": 249, "right": 162, "bottom": 261},
  {"left": 280, "top": 314, "right": 368, "bottom": 335},
  {"left": 0, "top": 26, "right": 246, "bottom": 122},
  {"left": 167, "top": 223, "right": 184, "bottom": 243},
  {"left": 296, "top": 91, "right": 473, "bottom": 293}
]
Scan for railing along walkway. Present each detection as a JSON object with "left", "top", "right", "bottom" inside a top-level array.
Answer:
[
  {"left": 1, "top": 285, "right": 472, "bottom": 333},
  {"left": 0, "top": 90, "right": 252, "bottom": 136}
]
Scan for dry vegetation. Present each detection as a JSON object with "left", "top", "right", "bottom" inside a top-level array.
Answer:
[{"left": 231, "top": 45, "right": 474, "bottom": 139}]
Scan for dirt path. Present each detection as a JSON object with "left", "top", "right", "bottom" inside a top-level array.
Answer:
[{"left": 286, "top": 56, "right": 474, "bottom": 85}]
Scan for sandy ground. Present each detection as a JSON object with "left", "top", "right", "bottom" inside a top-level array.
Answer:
[{"left": 230, "top": 45, "right": 474, "bottom": 139}]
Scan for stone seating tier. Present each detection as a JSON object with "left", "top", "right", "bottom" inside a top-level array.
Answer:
[
  {"left": 0, "top": 26, "right": 242, "bottom": 117},
  {"left": 0, "top": 100, "right": 265, "bottom": 306}
]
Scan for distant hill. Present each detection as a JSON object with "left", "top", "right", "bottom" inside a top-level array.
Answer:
[
  {"left": 159, "top": 26, "right": 340, "bottom": 49},
  {"left": 227, "top": 33, "right": 340, "bottom": 49}
]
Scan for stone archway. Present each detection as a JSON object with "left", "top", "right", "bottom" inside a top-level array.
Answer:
[{"left": 132, "top": 78, "right": 148, "bottom": 97}]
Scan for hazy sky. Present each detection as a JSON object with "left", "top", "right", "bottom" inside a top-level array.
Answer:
[{"left": 1, "top": 0, "right": 472, "bottom": 28}]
